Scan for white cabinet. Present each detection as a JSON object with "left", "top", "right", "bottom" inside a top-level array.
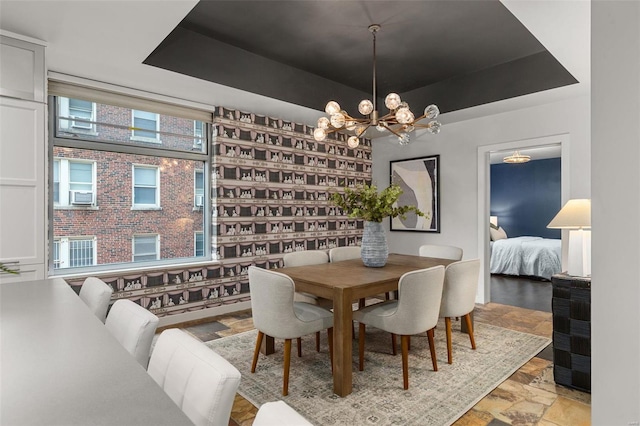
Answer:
[
  {"left": 0, "top": 34, "right": 45, "bottom": 102},
  {"left": 0, "top": 33, "right": 47, "bottom": 283}
]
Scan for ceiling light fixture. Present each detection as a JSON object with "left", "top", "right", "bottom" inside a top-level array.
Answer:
[
  {"left": 503, "top": 150, "right": 531, "bottom": 164},
  {"left": 313, "top": 24, "right": 442, "bottom": 148}
]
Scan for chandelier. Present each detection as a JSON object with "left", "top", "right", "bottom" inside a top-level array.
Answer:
[
  {"left": 313, "top": 24, "right": 441, "bottom": 148},
  {"left": 503, "top": 150, "right": 531, "bottom": 164}
]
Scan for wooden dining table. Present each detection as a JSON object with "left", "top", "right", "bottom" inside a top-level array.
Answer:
[{"left": 280, "top": 253, "right": 455, "bottom": 397}]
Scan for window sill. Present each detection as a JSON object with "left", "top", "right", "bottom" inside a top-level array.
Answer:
[
  {"left": 59, "top": 128, "right": 99, "bottom": 137},
  {"left": 130, "top": 136, "right": 161, "bottom": 144},
  {"left": 131, "top": 206, "right": 162, "bottom": 211},
  {"left": 54, "top": 205, "right": 99, "bottom": 211}
]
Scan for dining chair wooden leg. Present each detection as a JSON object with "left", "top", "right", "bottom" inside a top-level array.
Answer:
[
  {"left": 401, "top": 334, "right": 410, "bottom": 390},
  {"left": 327, "top": 327, "right": 334, "bottom": 373},
  {"left": 316, "top": 331, "right": 321, "bottom": 352},
  {"left": 427, "top": 328, "right": 438, "bottom": 371},
  {"left": 283, "top": 338, "right": 292, "bottom": 396},
  {"left": 358, "top": 323, "right": 366, "bottom": 371},
  {"left": 391, "top": 333, "right": 397, "bottom": 356},
  {"left": 464, "top": 313, "right": 476, "bottom": 350},
  {"left": 408, "top": 335, "right": 411, "bottom": 351},
  {"left": 297, "top": 337, "right": 302, "bottom": 357},
  {"left": 445, "top": 317, "right": 453, "bottom": 364},
  {"left": 251, "top": 331, "right": 264, "bottom": 373}
]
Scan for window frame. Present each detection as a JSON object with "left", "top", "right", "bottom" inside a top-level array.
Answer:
[{"left": 49, "top": 92, "right": 212, "bottom": 276}]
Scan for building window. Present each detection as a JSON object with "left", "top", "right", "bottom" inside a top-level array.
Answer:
[
  {"left": 195, "top": 232, "right": 204, "bottom": 257},
  {"left": 54, "top": 237, "right": 96, "bottom": 269},
  {"left": 194, "top": 121, "right": 204, "bottom": 148},
  {"left": 133, "top": 165, "right": 159, "bottom": 208},
  {"left": 53, "top": 158, "right": 96, "bottom": 206},
  {"left": 132, "top": 110, "right": 160, "bottom": 142},
  {"left": 53, "top": 160, "right": 60, "bottom": 204},
  {"left": 57, "top": 97, "right": 96, "bottom": 133},
  {"left": 69, "top": 99, "right": 94, "bottom": 129},
  {"left": 133, "top": 234, "right": 159, "bottom": 262},
  {"left": 195, "top": 169, "right": 204, "bottom": 208},
  {"left": 53, "top": 239, "right": 61, "bottom": 269}
]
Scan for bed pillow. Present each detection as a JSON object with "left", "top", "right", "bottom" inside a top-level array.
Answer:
[{"left": 490, "top": 226, "right": 508, "bottom": 241}]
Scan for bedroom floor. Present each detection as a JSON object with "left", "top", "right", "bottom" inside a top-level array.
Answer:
[
  {"left": 490, "top": 274, "right": 552, "bottom": 312},
  {"left": 166, "top": 274, "right": 590, "bottom": 426}
]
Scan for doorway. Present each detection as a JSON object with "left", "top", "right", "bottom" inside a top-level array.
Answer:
[{"left": 476, "top": 134, "right": 570, "bottom": 304}]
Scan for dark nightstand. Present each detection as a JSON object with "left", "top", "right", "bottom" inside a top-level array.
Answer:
[{"left": 551, "top": 273, "right": 591, "bottom": 392}]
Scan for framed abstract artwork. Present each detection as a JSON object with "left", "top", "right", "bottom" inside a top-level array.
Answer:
[{"left": 390, "top": 155, "right": 440, "bottom": 232}]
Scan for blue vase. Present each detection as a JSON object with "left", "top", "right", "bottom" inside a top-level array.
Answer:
[{"left": 361, "top": 221, "right": 388, "bottom": 267}]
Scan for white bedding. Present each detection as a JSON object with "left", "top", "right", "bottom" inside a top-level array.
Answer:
[{"left": 490, "top": 236, "right": 561, "bottom": 280}]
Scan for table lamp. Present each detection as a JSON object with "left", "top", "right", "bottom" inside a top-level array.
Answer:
[{"left": 547, "top": 199, "right": 591, "bottom": 277}]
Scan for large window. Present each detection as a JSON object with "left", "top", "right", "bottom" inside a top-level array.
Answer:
[{"left": 50, "top": 91, "right": 211, "bottom": 273}]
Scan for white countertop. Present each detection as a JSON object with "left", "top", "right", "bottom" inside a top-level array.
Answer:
[{"left": 0, "top": 278, "right": 192, "bottom": 425}]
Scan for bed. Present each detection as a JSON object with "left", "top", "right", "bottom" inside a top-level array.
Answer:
[{"left": 490, "top": 236, "right": 561, "bottom": 280}]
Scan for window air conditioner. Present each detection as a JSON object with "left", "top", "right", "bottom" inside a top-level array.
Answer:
[
  {"left": 70, "top": 116, "right": 92, "bottom": 129},
  {"left": 70, "top": 190, "right": 94, "bottom": 205},
  {"left": 195, "top": 194, "right": 204, "bottom": 207}
]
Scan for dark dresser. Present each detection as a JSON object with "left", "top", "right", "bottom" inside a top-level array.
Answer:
[{"left": 551, "top": 273, "right": 591, "bottom": 392}]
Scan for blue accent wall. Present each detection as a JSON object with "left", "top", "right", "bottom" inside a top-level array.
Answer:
[{"left": 490, "top": 158, "right": 561, "bottom": 239}]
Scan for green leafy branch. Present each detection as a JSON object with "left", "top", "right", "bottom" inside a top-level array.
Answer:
[
  {"left": 330, "top": 183, "right": 427, "bottom": 223},
  {"left": 0, "top": 262, "right": 19, "bottom": 275}
]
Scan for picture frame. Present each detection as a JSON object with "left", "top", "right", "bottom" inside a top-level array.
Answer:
[{"left": 390, "top": 154, "right": 440, "bottom": 232}]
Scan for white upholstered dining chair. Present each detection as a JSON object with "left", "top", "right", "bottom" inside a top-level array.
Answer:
[
  {"left": 78, "top": 276, "right": 113, "bottom": 323},
  {"left": 353, "top": 265, "right": 445, "bottom": 390},
  {"left": 148, "top": 328, "right": 241, "bottom": 426},
  {"left": 283, "top": 250, "right": 332, "bottom": 353},
  {"left": 149, "top": 328, "right": 313, "bottom": 426},
  {"left": 249, "top": 266, "right": 334, "bottom": 396},
  {"left": 440, "top": 259, "right": 481, "bottom": 364},
  {"left": 418, "top": 244, "right": 463, "bottom": 261},
  {"left": 328, "top": 246, "right": 361, "bottom": 262},
  {"left": 105, "top": 299, "right": 159, "bottom": 367}
]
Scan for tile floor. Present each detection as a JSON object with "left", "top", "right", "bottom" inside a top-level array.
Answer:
[{"left": 164, "top": 296, "right": 590, "bottom": 426}]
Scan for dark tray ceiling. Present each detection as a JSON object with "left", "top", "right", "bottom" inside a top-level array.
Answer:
[{"left": 144, "top": 0, "right": 577, "bottom": 114}]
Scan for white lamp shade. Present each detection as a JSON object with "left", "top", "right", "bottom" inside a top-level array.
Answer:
[
  {"left": 547, "top": 199, "right": 591, "bottom": 229},
  {"left": 548, "top": 199, "right": 592, "bottom": 277}
]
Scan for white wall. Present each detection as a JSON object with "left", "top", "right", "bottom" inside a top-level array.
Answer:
[
  {"left": 592, "top": 1, "right": 640, "bottom": 423},
  {"left": 372, "top": 94, "right": 590, "bottom": 265}
]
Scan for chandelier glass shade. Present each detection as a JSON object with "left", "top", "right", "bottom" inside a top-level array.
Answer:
[
  {"left": 503, "top": 150, "right": 531, "bottom": 164},
  {"left": 314, "top": 24, "right": 441, "bottom": 148}
]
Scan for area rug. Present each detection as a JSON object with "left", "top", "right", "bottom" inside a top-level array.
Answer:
[{"left": 207, "top": 320, "right": 550, "bottom": 426}]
